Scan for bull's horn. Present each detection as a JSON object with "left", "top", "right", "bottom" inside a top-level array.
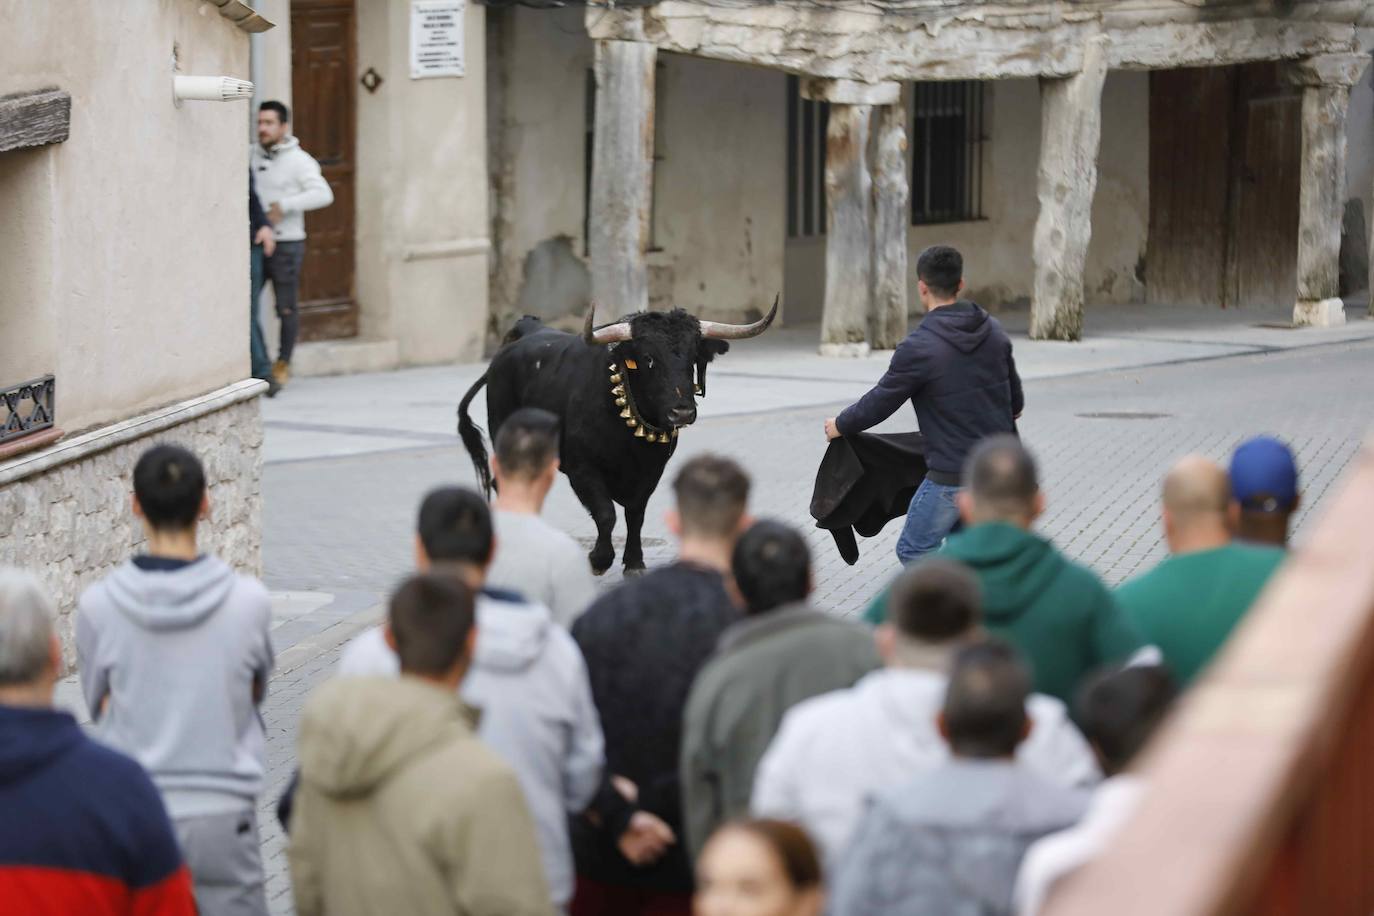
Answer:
[
  {"left": 583, "top": 302, "right": 633, "bottom": 346},
  {"left": 698, "top": 294, "right": 780, "bottom": 340}
]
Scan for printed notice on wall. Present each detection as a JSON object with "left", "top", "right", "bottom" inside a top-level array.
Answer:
[{"left": 410, "top": 0, "right": 465, "bottom": 79}]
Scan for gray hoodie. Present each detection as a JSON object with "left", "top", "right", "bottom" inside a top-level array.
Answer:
[
  {"left": 76, "top": 556, "right": 274, "bottom": 818},
  {"left": 338, "top": 590, "right": 603, "bottom": 908},
  {"left": 831, "top": 759, "right": 1089, "bottom": 916}
]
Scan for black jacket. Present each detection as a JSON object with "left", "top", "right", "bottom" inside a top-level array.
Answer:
[
  {"left": 836, "top": 301, "right": 1023, "bottom": 479},
  {"left": 811, "top": 432, "right": 928, "bottom": 564},
  {"left": 249, "top": 170, "right": 269, "bottom": 240},
  {"left": 570, "top": 562, "right": 741, "bottom": 893}
]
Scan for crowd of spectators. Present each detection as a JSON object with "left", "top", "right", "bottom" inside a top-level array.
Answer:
[{"left": 0, "top": 403, "right": 1301, "bottom": 915}]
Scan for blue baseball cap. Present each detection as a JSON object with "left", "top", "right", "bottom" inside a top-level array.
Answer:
[{"left": 1229, "top": 436, "right": 1298, "bottom": 513}]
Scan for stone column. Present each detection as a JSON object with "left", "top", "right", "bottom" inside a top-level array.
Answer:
[
  {"left": 1284, "top": 54, "right": 1367, "bottom": 328},
  {"left": 589, "top": 40, "right": 657, "bottom": 314},
  {"left": 1030, "top": 39, "right": 1108, "bottom": 341},
  {"left": 872, "top": 90, "right": 911, "bottom": 350},
  {"left": 803, "top": 79, "right": 900, "bottom": 357}
]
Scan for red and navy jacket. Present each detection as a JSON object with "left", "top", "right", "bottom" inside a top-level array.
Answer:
[{"left": 0, "top": 705, "right": 195, "bottom": 915}]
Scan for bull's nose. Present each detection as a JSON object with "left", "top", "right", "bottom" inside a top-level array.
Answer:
[{"left": 667, "top": 405, "right": 697, "bottom": 426}]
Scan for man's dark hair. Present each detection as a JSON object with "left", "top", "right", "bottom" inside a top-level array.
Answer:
[
  {"left": 388, "top": 574, "right": 475, "bottom": 677},
  {"left": 965, "top": 435, "right": 1039, "bottom": 519},
  {"left": 673, "top": 455, "right": 750, "bottom": 539},
  {"left": 417, "top": 487, "right": 493, "bottom": 566},
  {"left": 494, "top": 408, "right": 560, "bottom": 481},
  {"left": 259, "top": 100, "right": 290, "bottom": 123},
  {"left": 889, "top": 557, "right": 981, "bottom": 642},
  {"left": 1076, "top": 665, "right": 1177, "bottom": 776},
  {"left": 916, "top": 245, "right": 963, "bottom": 299},
  {"left": 732, "top": 521, "right": 811, "bottom": 615},
  {"left": 942, "top": 639, "right": 1032, "bottom": 759},
  {"left": 133, "top": 444, "right": 206, "bottom": 532}
]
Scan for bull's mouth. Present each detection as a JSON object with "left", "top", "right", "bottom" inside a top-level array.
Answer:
[{"left": 607, "top": 359, "right": 679, "bottom": 446}]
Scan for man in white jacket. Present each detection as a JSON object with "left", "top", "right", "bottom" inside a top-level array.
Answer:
[
  {"left": 251, "top": 101, "right": 333, "bottom": 389},
  {"left": 334, "top": 486, "right": 622, "bottom": 913},
  {"left": 751, "top": 557, "right": 1100, "bottom": 872}
]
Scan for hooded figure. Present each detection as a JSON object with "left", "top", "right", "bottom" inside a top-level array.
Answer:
[
  {"left": 336, "top": 590, "right": 603, "bottom": 909},
  {"left": 289, "top": 676, "right": 554, "bottom": 916},
  {"left": 76, "top": 556, "right": 274, "bottom": 819}
]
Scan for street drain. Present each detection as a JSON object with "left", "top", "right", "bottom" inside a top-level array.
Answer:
[{"left": 1075, "top": 411, "right": 1172, "bottom": 420}]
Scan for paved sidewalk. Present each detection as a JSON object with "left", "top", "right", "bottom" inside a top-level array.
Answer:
[{"left": 211, "top": 305, "right": 1374, "bottom": 911}]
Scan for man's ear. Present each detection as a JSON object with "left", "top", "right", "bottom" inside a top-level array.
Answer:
[
  {"left": 1030, "top": 490, "right": 1046, "bottom": 523},
  {"left": 486, "top": 534, "right": 499, "bottom": 570},
  {"left": 198, "top": 493, "right": 211, "bottom": 522},
  {"left": 463, "top": 626, "right": 479, "bottom": 661},
  {"left": 936, "top": 711, "right": 950, "bottom": 742},
  {"left": 490, "top": 455, "right": 504, "bottom": 482},
  {"left": 46, "top": 635, "right": 61, "bottom": 682},
  {"left": 957, "top": 278, "right": 966, "bottom": 295},
  {"left": 956, "top": 490, "right": 975, "bottom": 525},
  {"left": 415, "top": 534, "right": 430, "bottom": 572},
  {"left": 1225, "top": 500, "right": 1241, "bottom": 533},
  {"left": 666, "top": 509, "right": 683, "bottom": 538},
  {"left": 131, "top": 493, "right": 145, "bottom": 520},
  {"left": 383, "top": 623, "right": 397, "bottom": 653},
  {"left": 875, "top": 624, "right": 896, "bottom": 663},
  {"left": 1019, "top": 713, "right": 1032, "bottom": 744}
]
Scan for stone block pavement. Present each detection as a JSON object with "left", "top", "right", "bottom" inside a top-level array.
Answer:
[{"left": 68, "top": 305, "right": 1374, "bottom": 914}]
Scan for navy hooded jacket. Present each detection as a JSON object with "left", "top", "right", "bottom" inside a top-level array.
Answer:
[
  {"left": 836, "top": 300, "right": 1023, "bottom": 479},
  {"left": 0, "top": 705, "right": 194, "bottom": 915}
]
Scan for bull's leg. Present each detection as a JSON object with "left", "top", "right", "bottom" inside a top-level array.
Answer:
[
  {"left": 569, "top": 473, "right": 618, "bottom": 575},
  {"left": 622, "top": 501, "right": 648, "bottom": 575}
]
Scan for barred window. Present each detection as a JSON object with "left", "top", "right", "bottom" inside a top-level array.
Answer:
[
  {"left": 911, "top": 80, "right": 986, "bottom": 225},
  {"left": 786, "top": 74, "right": 829, "bottom": 238}
]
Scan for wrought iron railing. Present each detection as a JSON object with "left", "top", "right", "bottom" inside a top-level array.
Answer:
[{"left": 0, "top": 375, "right": 56, "bottom": 446}]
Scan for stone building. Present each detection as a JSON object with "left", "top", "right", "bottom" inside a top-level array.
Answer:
[
  {"left": 0, "top": 0, "right": 271, "bottom": 660},
  {"left": 253, "top": 0, "right": 1372, "bottom": 369}
]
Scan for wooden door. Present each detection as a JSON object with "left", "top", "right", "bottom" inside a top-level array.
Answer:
[
  {"left": 1147, "top": 68, "right": 1234, "bottom": 305},
  {"left": 1145, "top": 63, "right": 1301, "bottom": 309},
  {"left": 1228, "top": 66, "right": 1301, "bottom": 309},
  {"left": 290, "top": 0, "right": 358, "bottom": 340}
]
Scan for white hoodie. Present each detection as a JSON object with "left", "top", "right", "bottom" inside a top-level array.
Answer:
[
  {"left": 338, "top": 590, "right": 603, "bottom": 909},
  {"left": 250, "top": 135, "right": 333, "bottom": 242},
  {"left": 751, "top": 667, "right": 1100, "bottom": 872}
]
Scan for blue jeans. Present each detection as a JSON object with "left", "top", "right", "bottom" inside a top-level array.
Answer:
[
  {"left": 250, "top": 244, "right": 271, "bottom": 380},
  {"left": 896, "top": 479, "right": 963, "bottom": 564}
]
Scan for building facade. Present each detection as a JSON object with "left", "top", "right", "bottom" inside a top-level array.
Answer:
[{"left": 0, "top": 0, "right": 271, "bottom": 661}]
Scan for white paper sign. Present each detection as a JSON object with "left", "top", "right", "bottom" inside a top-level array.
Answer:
[{"left": 410, "top": 0, "right": 465, "bottom": 79}]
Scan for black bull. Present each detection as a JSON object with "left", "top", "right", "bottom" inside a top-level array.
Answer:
[{"left": 457, "top": 300, "right": 777, "bottom": 575}]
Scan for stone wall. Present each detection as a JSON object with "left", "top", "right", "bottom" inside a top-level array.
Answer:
[{"left": 0, "top": 386, "right": 263, "bottom": 670}]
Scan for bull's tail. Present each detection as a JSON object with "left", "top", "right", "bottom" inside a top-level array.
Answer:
[{"left": 457, "top": 372, "right": 494, "bottom": 499}]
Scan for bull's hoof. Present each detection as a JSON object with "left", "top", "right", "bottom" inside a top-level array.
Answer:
[
  {"left": 622, "top": 566, "right": 647, "bottom": 578},
  {"left": 589, "top": 551, "right": 615, "bottom": 577}
]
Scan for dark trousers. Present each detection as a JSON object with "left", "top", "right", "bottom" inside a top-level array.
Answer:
[
  {"left": 570, "top": 877, "right": 692, "bottom": 916},
  {"left": 263, "top": 240, "right": 306, "bottom": 364},
  {"left": 249, "top": 244, "right": 271, "bottom": 380}
]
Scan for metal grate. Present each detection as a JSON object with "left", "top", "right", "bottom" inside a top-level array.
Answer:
[
  {"left": 0, "top": 375, "right": 55, "bottom": 445},
  {"left": 786, "top": 74, "right": 829, "bottom": 238},
  {"left": 911, "top": 80, "right": 985, "bottom": 225}
]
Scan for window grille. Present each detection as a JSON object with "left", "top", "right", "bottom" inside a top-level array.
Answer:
[{"left": 911, "top": 80, "right": 985, "bottom": 225}]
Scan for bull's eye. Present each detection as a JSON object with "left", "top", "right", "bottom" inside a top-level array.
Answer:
[{"left": 647, "top": 358, "right": 654, "bottom": 370}]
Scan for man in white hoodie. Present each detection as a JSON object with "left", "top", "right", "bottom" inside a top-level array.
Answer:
[
  {"left": 251, "top": 100, "right": 333, "bottom": 389},
  {"left": 751, "top": 557, "right": 1099, "bottom": 871},
  {"left": 77, "top": 444, "right": 274, "bottom": 916},
  {"left": 336, "top": 486, "right": 616, "bottom": 912}
]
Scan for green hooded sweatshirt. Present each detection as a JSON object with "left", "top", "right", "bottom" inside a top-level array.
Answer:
[{"left": 863, "top": 522, "right": 1144, "bottom": 705}]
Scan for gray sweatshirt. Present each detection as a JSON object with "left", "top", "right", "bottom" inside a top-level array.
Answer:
[
  {"left": 338, "top": 590, "right": 604, "bottom": 908},
  {"left": 76, "top": 556, "right": 274, "bottom": 819}
]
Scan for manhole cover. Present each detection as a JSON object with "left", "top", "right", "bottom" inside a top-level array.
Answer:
[{"left": 1075, "top": 411, "right": 1172, "bottom": 420}]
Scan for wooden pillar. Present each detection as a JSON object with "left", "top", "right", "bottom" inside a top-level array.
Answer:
[
  {"left": 804, "top": 79, "right": 900, "bottom": 356},
  {"left": 871, "top": 91, "right": 911, "bottom": 350},
  {"left": 1030, "top": 39, "right": 1107, "bottom": 342},
  {"left": 1285, "top": 55, "right": 1366, "bottom": 327},
  {"left": 589, "top": 40, "right": 656, "bottom": 314}
]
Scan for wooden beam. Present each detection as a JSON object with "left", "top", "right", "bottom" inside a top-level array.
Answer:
[
  {"left": 0, "top": 89, "right": 71, "bottom": 155},
  {"left": 819, "top": 104, "right": 873, "bottom": 356},
  {"left": 589, "top": 41, "right": 656, "bottom": 315},
  {"left": 1030, "top": 39, "right": 1107, "bottom": 341},
  {"left": 588, "top": 2, "right": 1370, "bottom": 84},
  {"left": 871, "top": 97, "right": 910, "bottom": 350}
]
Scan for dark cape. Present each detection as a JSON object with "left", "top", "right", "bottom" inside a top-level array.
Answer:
[{"left": 811, "top": 432, "right": 928, "bottom": 564}]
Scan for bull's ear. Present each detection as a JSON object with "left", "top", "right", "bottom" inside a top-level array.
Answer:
[{"left": 699, "top": 339, "right": 730, "bottom": 361}]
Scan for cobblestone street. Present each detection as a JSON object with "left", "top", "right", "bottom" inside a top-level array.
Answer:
[{"left": 241, "top": 311, "right": 1374, "bottom": 912}]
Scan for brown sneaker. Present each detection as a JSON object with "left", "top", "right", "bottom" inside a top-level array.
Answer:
[{"left": 272, "top": 360, "right": 290, "bottom": 387}]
